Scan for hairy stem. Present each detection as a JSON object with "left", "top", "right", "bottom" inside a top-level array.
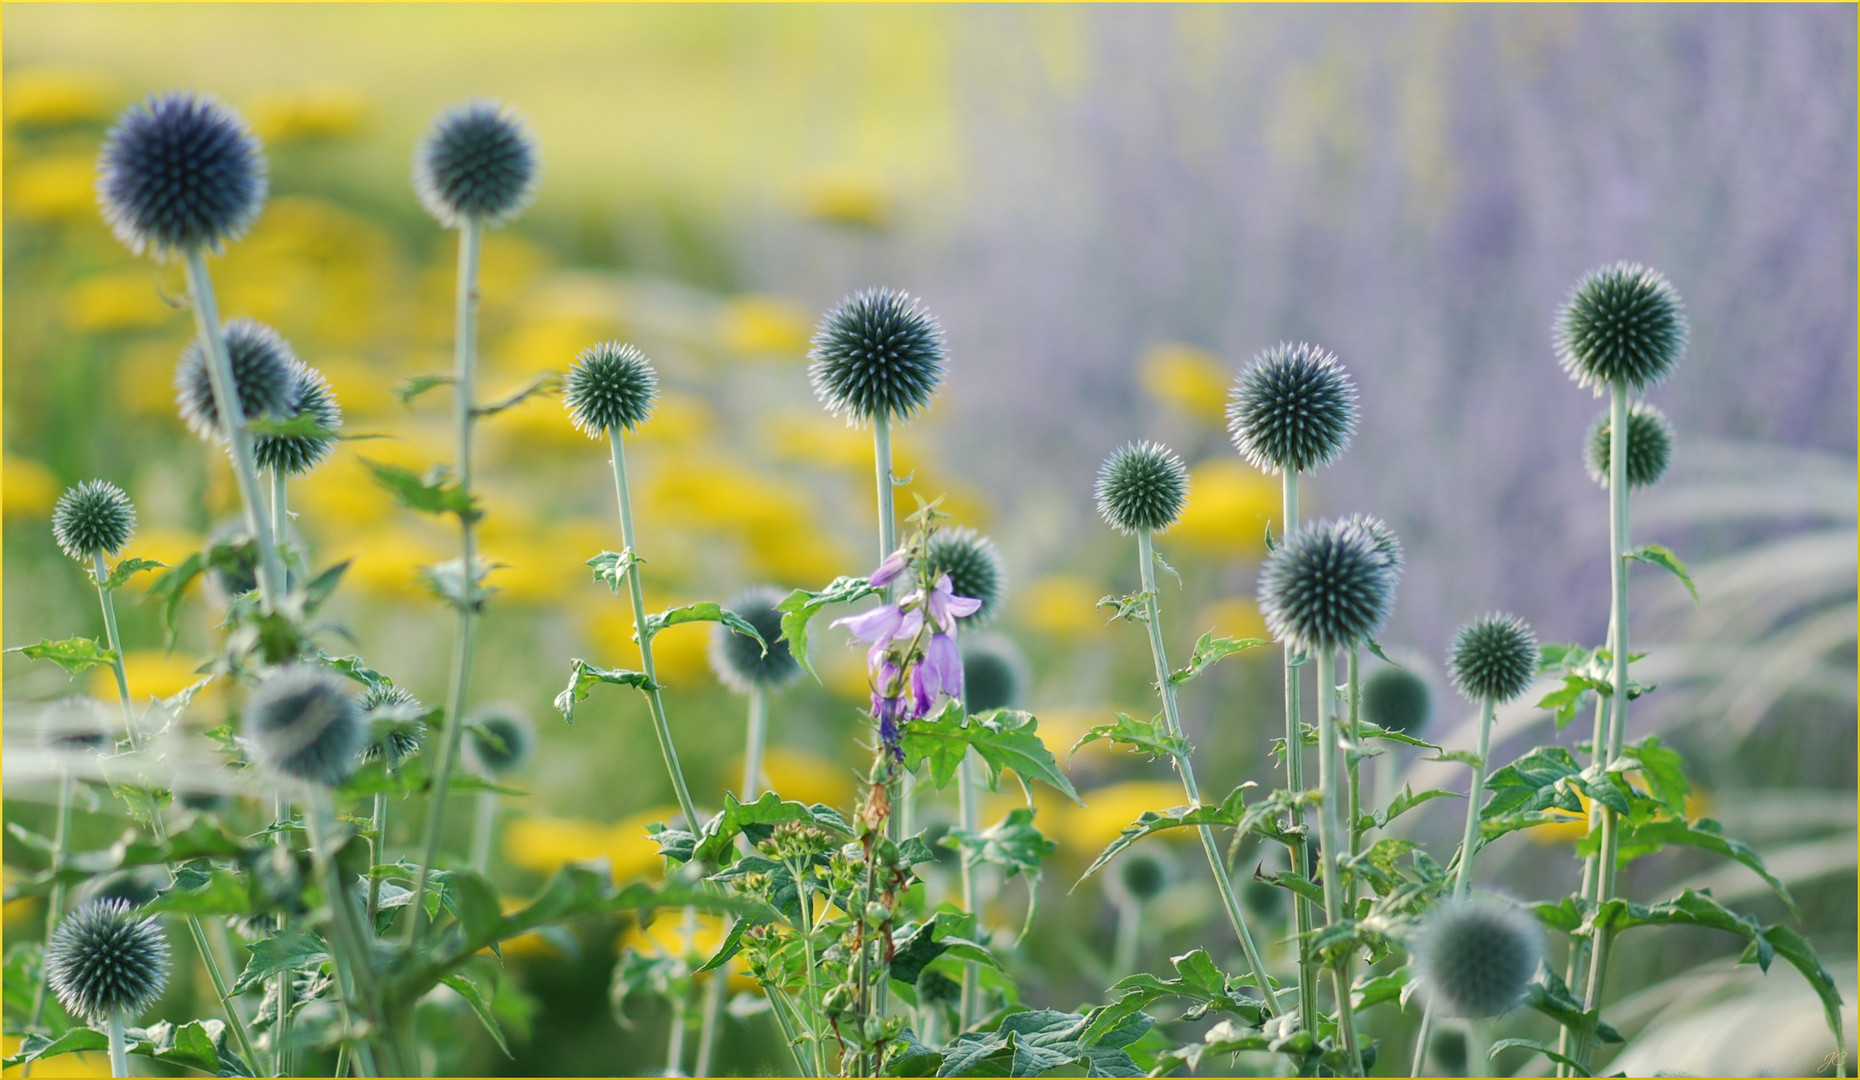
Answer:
[
  {"left": 24, "top": 769, "right": 76, "bottom": 1062},
  {"left": 767, "top": 987, "right": 815, "bottom": 1078},
  {"left": 871, "top": 414, "right": 906, "bottom": 849},
  {"left": 468, "top": 790, "right": 497, "bottom": 874},
  {"left": 1454, "top": 699, "right": 1496, "bottom": 897},
  {"left": 1111, "top": 899, "right": 1140, "bottom": 977},
  {"left": 1345, "top": 650, "right": 1364, "bottom": 906},
  {"left": 1280, "top": 473, "right": 1318, "bottom": 1028},
  {"left": 956, "top": 738, "right": 981, "bottom": 1031},
  {"left": 309, "top": 793, "right": 392, "bottom": 1078},
  {"left": 1314, "top": 650, "right": 1363, "bottom": 1076},
  {"left": 693, "top": 974, "right": 726, "bottom": 1077},
  {"left": 108, "top": 1010, "right": 128, "bottom": 1079}
]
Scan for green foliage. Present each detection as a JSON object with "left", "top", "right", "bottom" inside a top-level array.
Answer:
[
  {"left": 899, "top": 704, "right": 1080, "bottom": 802},
  {"left": 1168, "top": 631, "right": 1271, "bottom": 685},
  {"left": 1069, "top": 711, "right": 1190, "bottom": 762},
  {"left": 1627, "top": 542, "right": 1698, "bottom": 604},
  {"left": 1076, "top": 786, "right": 1250, "bottom": 885},
  {"left": 891, "top": 1007, "right": 1148, "bottom": 1077},
  {"left": 361, "top": 458, "right": 481, "bottom": 522},
  {"left": 5, "top": 636, "right": 118, "bottom": 677},
  {"left": 3, "top": 1019, "right": 254, "bottom": 1076},
  {"left": 552, "top": 659, "right": 657, "bottom": 723},
  {"left": 641, "top": 600, "right": 767, "bottom": 652},
  {"left": 585, "top": 548, "right": 643, "bottom": 594},
  {"left": 775, "top": 574, "right": 876, "bottom": 681}
]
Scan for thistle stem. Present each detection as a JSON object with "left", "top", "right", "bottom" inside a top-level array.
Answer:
[
  {"left": 468, "top": 790, "right": 497, "bottom": 874},
  {"left": 1136, "top": 530, "right": 1278, "bottom": 1015},
  {"left": 1280, "top": 473, "right": 1319, "bottom": 1029},
  {"left": 25, "top": 770, "right": 76, "bottom": 1057},
  {"left": 1557, "top": 688, "right": 1610, "bottom": 1076},
  {"left": 1345, "top": 650, "right": 1364, "bottom": 900},
  {"left": 744, "top": 687, "right": 768, "bottom": 800},
  {"left": 1111, "top": 899, "right": 1140, "bottom": 977},
  {"left": 406, "top": 218, "right": 484, "bottom": 950},
  {"left": 108, "top": 1010, "right": 128, "bottom": 1079},
  {"left": 665, "top": 906, "right": 698, "bottom": 1076},
  {"left": 182, "top": 248, "right": 285, "bottom": 612},
  {"left": 309, "top": 792, "right": 393, "bottom": 1078},
  {"left": 956, "top": 736, "right": 981, "bottom": 1031},
  {"left": 767, "top": 987, "right": 814, "bottom": 1078},
  {"left": 1454, "top": 699, "right": 1496, "bottom": 897},
  {"left": 367, "top": 792, "right": 386, "bottom": 931},
  {"left": 270, "top": 468, "right": 290, "bottom": 590},
  {"left": 694, "top": 975, "right": 726, "bottom": 1077},
  {"left": 277, "top": 793, "right": 294, "bottom": 1079},
  {"left": 872, "top": 414, "right": 907, "bottom": 848},
  {"left": 1314, "top": 650, "right": 1363, "bottom": 1077}
]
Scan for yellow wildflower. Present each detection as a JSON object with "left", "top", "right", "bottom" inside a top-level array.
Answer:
[
  {"left": 3, "top": 68, "right": 112, "bottom": 128},
  {"left": 719, "top": 295, "right": 811, "bottom": 359},
  {"left": 65, "top": 270, "right": 171, "bottom": 333},
  {"left": 1050, "top": 780, "right": 1195, "bottom": 856},
  {"left": 757, "top": 746, "right": 856, "bottom": 808},
  {"left": 619, "top": 912, "right": 755, "bottom": 991},
  {"left": 800, "top": 171, "right": 888, "bottom": 230},
  {"left": 766, "top": 411, "right": 871, "bottom": 470},
  {"left": 501, "top": 807, "right": 674, "bottom": 885},
  {"left": 2, "top": 455, "right": 59, "bottom": 517},
  {"left": 1017, "top": 576, "right": 1107, "bottom": 641},
  {"left": 89, "top": 650, "right": 210, "bottom": 702},
  {"left": 9, "top": 154, "right": 97, "bottom": 221},
  {"left": 1139, "top": 342, "right": 1229, "bottom": 424},
  {"left": 1171, "top": 459, "right": 1276, "bottom": 555},
  {"left": 247, "top": 87, "right": 368, "bottom": 142}
]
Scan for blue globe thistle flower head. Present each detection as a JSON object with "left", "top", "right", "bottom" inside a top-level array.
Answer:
[
  {"left": 52, "top": 479, "right": 136, "bottom": 562},
  {"left": 1362, "top": 664, "right": 1432, "bottom": 736},
  {"left": 1341, "top": 513, "right": 1403, "bottom": 584},
  {"left": 357, "top": 683, "right": 426, "bottom": 766},
  {"left": 923, "top": 527, "right": 1007, "bottom": 625},
  {"left": 808, "top": 287, "right": 946, "bottom": 426},
  {"left": 254, "top": 361, "right": 342, "bottom": 476},
  {"left": 1446, "top": 613, "right": 1538, "bottom": 704},
  {"left": 243, "top": 666, "right": 363, "bottom": 787},
  {"left": 1413, "top": 896, "right": 1543, "bottom": 1019},
  {"left": 563, "top": 341, "right": 658, "bottom": 436},
  {"left": 468, "top": 706, "right": 533, "bottom": 776},
  {"left": 1226, "top": 342, "right": 1359, "bottom": 476},
  {"left": 45, "top": 898, "right": 171, "bottom": 1023},
  {"left": 1586, "top": 401, "right": 1674, "bottom": 491},
  {"left": 709, "top": 586, "right": 803, "bottom": 694},
  {"left": 175, "top": 318, "right": 301, "bottom": 441},
  {"left": 1107, "top": 848, "right": 1173, "bottom": 906},
  {"left": 1555, "top": 263, "right": 1687, "bottom": 393},
  {"left": 97, "top": 92, "right": 266, "bottom": 259},
  {"left": 961, "top": 634, "right": 1026, "bottom": 714},
  {"left": 1257, "top": 518, "right": 1396, "bottom": 654},
  {"left": 414, "top": 100, "right": 539, "bottom": 228},
  {"left": 1095, "top": 441, "right": 1189, "bottom": 535}
]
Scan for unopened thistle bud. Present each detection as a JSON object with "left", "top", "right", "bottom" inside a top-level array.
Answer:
[
  {"left": 563, "top": 342, "right": 658, "bottom": 436},
  {"left": 52, "top": 480, "right": 136, "bottom": 562},
  {"left": 1586, "top": 402, "right": 1674, "bottom": 490},
  {"left": 357, "top": 683, "right": 426, "bottom": 767},
  {"left": 1413, "top": 896, "right": 1542, "bottom": 1019},
  {"left": 923, "top": 527, "right": 1007, "bottom": 625},
  {"left": 1226, "top": 342, "right": 1358, "bottom": 475},
  {"left": 468, "top": 707, "right": 533, "bottom": 776},
  {"left": 1362, "top": 664, "right": 1432, "bottom": 736},
  {"left": 960, "top": 635, "right": 1026, "bottom": 714},
  {"left": 175, "top": 318, "right": 301, "bottom": 441},
  {"left": 1095, "top": 441, "right": 1188, "bottom": 535},
  {"left": 808, "top": 288, "right": 945, "bottom": 426},
  {"left": 1446, "top": 614, "right": 1538, "bottom": 704}
]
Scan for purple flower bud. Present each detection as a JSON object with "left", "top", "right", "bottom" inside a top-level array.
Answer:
[{"left": 870, "top": 549, "right": 910, "bottom": 589}]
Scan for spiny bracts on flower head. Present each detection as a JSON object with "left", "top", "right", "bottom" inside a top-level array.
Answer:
[
  {"left": 45, "top": 898, "right": 171, "bottom": 1023},
  {"left": 52, "top": 479, "right": 136, "bottom": 562},
  {"left": 808, "top": 288, "right": 945, "bottom": 425},
  {"left": 176, "top": 318, "right": 301, "bottom": 441},
  {"left": 357, "top": 683, "right": 425, "bottom": 766},
  {"left": 961, "top": 635, "right": 1026, "bottom": 714},
  {"left": 97, "top": 92, "right": 266, "bottom": 258},
  {"left": 1362, "top": 664, "right": 1432, "bottom": 736},
  {"left": 1226, "top": 342, "right": 1358, "bottom": 476},
  {"left": 254, "top": 362, "right": 341, "bottom": 476},
  {"left": 1342, "top": 513, "right": 1404, "bottom": 583},
  {"left": 414, "top": 101, "right": 539, "bottom": 228},
  {"left": 1257, "top": 518, "right": 1396, "bottom": 654},
  {"left": 1413, "top": 896, "right": 1542, "bottom": 1019},
  {"left": 1587, "top": 401, "right": 1674, "bottom": 490},
  {"left": 243, "top": 666, "right": 363, "bottom": 787},
  {"left": 564, "top": 342, "right": 658, "bottom": 435},
  {"left": 923, "top": 527, "right": 1007, "bottom": 625},
  {"left": 1095, "top": 441, "right": 1189, "bottom": 535},
  {"left": 710, "top": 586, "right": 803, "bottom": 694},
  {"left": 469, "top": 707, "right": 533, "bottom": 776},
  {"left": 1555, "top": 262, "right": 1687, "bottom": 393},
  {"left": 1447, "top": 613, "right": 1538, "bottom": 703}
]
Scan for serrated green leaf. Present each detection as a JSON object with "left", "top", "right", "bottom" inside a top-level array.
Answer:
[
  {"left": 1524, "top": 967, "right": 1623, "bottom": 1043},
  {"left": 586, "top": 549, "right": 644, "bottom": 595},
  {"left": 1617, "top": 817, "right": 1795, "bottom": 915},
  {"left": 1488, "top": 1037, "right": 1591, "bottom": 1076},
  {"left": 1628, "top": 543, "right": 1698, "bottom": 604},
  {"left": 1096, "top": 589, "right": 1152, "bottom": 625},
  {"left": 890, "top": 909, "right": 998, "bottom": 986},
  {"left": 299, "top": 558, "right": 351, "bottom": 616},
  {"left": 1169, "top": 632, "right": 1272, "bottom": 685},
  {"left": 232, "top": 930, "right": 331, "bottom": 994},
  {"left": 775, "top": 575, "right": 875, "bottom": 682},
  {"left": 691, "top": 791, "right": 829, "bottom": 865},
  {"left": 1070, "top": 711, "right": 1190, "bottom": 763},
  {"left": 145, "top": 859, "right": 251, "bottom": 916},
  {"left": 361, "top": 458, "right": 481, "bottom": 522},
  {"left": 643, "top": 601, "right": 766, "bottom": 655},
  {"left": 441, "top": 954, "right": 512, "bottom": 1057},
  {"left": 900, "top": 704, "right": 1081, "bottom": 803},
  {"left": 5, "top": 636, "right": 117, "bottom": 676},
  {"left": 394, "top": 373, "right": 454, "bottom": 407},
  {"left": 100, "top": 557, "right": 166, "bottom": 591},
  {"left": 474, "top": 371, "right": 561, "bottom": 419},
  {"left": 948, "top": 806, "right": 1055, "bottom": 881},
  {"left": 418, "top": 556, "right": 501, "bottom": 613},
  {"left": 1075, "top": 786, "right": 1249, "bottom": 886},
  {"left": 553, "top": 659, "right": 657, "bottom": 724}
]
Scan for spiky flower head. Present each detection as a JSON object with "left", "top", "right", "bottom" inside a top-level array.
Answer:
[
  {"left": 468, "top": 707, "right": 533, "bottom": 776},
  {"left": 97, "top": 92, "right": 266, "bottom": 258},
  {"left": 1586, "top": 402, "right": 1674, "bottom": 490},
  {"left": 709, "top": 586, "right": 803, "bottom": 694},
  {"left": 923, "top": 527, "right": 1007, "bottom": 625},
  {"left": 176, "top": 318, "right": 301, "bottom": 441},
  {"left": 1446, "top": 613, "right": 1538, "bottom": 704},
  {"left": 961, "top": 635, "right": 1026, "bottom": 714},
  {"left": 1413, "top": 896, "right": 1542, "bottom": 1019},
  {"left": 414, "top": 100, "right": 539, "bottom": 228},
  {"left": 45, "top": 899, "right": 171, "bottom": 1022},
  {"left": 1342, "top": 513, "right": 1404, "bottom": 583},
  {"left": 253, "top": 362, "right": 341, "bottom": 476},
  {"left": 1555, "top": 263, "right": 1687, "bottom": 393},
  {"left": 1257, "top": 518, "right": 1396, "bottom": 653},
  {"left": 1362, "top": 665, "right": 1432, "bottom": 736},
  {"left": 1108, "top": 850, "right": 1173, "bottom": 906},
  {"left": 1226, "top": 342, "right": 1359, "bottom": 476},
  {"left": 243, "top": 666, "right": 363, "bottom": 787},
  {"left": 37, "top": 695, "right": 113, "bottom": 752},
  {"left": 52, "top": 479, "right": 136, "bottom": 562},
  {"left": 808, "top": 288, "right": 946, "bottom": 425},
  {"left": 563, "top": 341, "right": 658, "bottom": 436},
  {"left": 357, "top": 683, "right": 425, "bottom": 766},
  {"left": 1095, "top": 441, "right": 1189, "bottom": 535}
]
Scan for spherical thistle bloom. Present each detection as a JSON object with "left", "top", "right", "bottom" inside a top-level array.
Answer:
[
  {"left": 1107, "top": 849, "right": 1173, "bottom": 907},
  {"left": 1555, "top": 262, "right": 1687, "bottom": 393},
  {"left": 808, "top": 287, "right": 946, "bottom": 426},
  {"left": 564, "top": 341, "right": 658, "bottom": 436},
  {"left": 1586, "top": 401, "right": 1674, "bottom": 491},
  {"left": 961, "top": 635, "right": 1026, "bottom": 714},
  {"left": 175, "top": 318, "right": 301, "bottom": 441},
  {"left": 1413, "top": 896, "right": 1543, "bottom": 1019},
  {"left": 468, "top": 707, "right": 533, "bottom": 776},
  {"left": 253, "top": 362, "right": 342, "bottom": 476},
  {"left": 1342, "top": 513, "right": 1404, "bottom": 583},
  {"left": 242, "top": 665, "right": 363, "bottom": 787},
  {"left": 52, "top": 479, "right": 136, "bottom": 562},
  {"left": 413, "top": 100, "right": 539, "bottom": 228},
  {"left": 356, "top": 683, "right": 425, "bottom": 766},
  {"left": 1226, "top": 342, "right": 1359, "bottom": 476},
  {"left": 1095, "top": 441, "right": 1189, "bottom": 535},
  {"left": 709, "top": 586, "right": 803, "bottom": 694},
  {"left": 1446, "top": 613, "right": 1539, "bottom": 704},
  {"left": 97, "top": 92, "right": 266, "bottom": 258},
  {"left": 45, "top": 899, "right": 171, "bottom": 1023},
  {"left": 1256, "top": 518, "right": 1395, "bottom": 654},
  {"left": 1362, "top": 665, "right": 1432, "bottom": 736},
  {"left": 923, "top": 527, "right": 1007, "bottom": 625}
]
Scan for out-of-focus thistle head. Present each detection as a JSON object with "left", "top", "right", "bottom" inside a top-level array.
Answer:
[
  {"left": 1257, "top": 518, "right": 1396, "bottom": 654},
  {"left": 357, "top": 683, "right": 425, "bottom": 767},
  {"left": 1226, "top": 342, "right": 1358, "bottom": 476},
  {"left": 45, "top": 899, "right": 171, "bottom": 1022},
  {"left": 97, "top": 92, "right": 266, "bottom": 258},
  {"left": 1430, "top": 1029, "right": 1469, "bottom": 1077},
  {"left": 1413, "top": 896, "right": 1542, "bottom": 1019},
  {"left": 243, "top": 666, "right": 363, "bottom": 787},
  {"left": 1447, "top": 613, "right": 1538, "bottom": 704},
  {"left": 923, "top": 527, "right": 1007, "bottom": 625},
  {"left": 1362, "top": 664, "right": 1432, "bottom": 736},
  {"left": 1108, "top": 849, "right": 1173, "bottom": 906},
  {"left": 253, "top": 362, "right": 342, "bottom": 476},
  {"left": 52, "top": 479, "right": 136, "bottom": 563},
  {"left": 1586, "top": 402, "right": 1674, "bottom": 490},
  {"left": 468, "top": 707, "right": 533, "bottom": 776},
  {"left": 961, "top": 635, "right": 1026, "bottom": 714},
  {"left": 176, "top": 318, "right": 301, "bottom": 441},
  {"left": 564, "top": 342, "right": 658, "bottom": 436},
  {"left": 38, "top": 695, "right": 113, "bottom": 752},
  {"left": 1555, "top": 263, "right": 1687, "bottom": 393},
  {"left": 808, "top": 288, "right": 945, "bottom": 426},
  {"left": 709, "top": 586, "right": 802, "bottom": 694},
  {"left": 413, "top": 100, "right": 539, "bottom": 228},
  {"left": 1342, "top": 513, "right": 1404, "bottom": 583},
  {"left": 78, "top": 868, "right": 164, "bottom": 911},
  {"left": 1095, "top": 441, "right": 1189, "bottom": 535}
]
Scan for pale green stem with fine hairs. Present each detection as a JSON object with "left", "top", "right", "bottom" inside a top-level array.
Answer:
[
  {"left": 1280, "top": 473, "right": 1319, "bottom": 1029},
  {"left": 24, "top": 770, "right": 75, "bottom": 1064},
  {"left": 957, "top": 724, "right": 982, "bottom": 1031},
  {"left": 1556, "top": 672, "right": 1611, "bottom": 1076},
  {"left": 277, "top": 793, "right": 294, "bottom": 1079},
  {"left": 1137, "top": 529, "right": 1279, "bottom": 1015},
  {"left": 870, "top": 412, "right": 901, "bottom": 1051},
  {"left": 665, "top": 906, "right": 698, "bottom": 1077},
  {"left": 309, "top": 792, "right": 392, "bottom": 1079},
  {"left": 108, "top": 1011, "right": 128, "bottom": 1079},
  {"left": 468, "top": 790, "right": 497, "bottom": 874},
  {"left": 271, "top": 469, "right": 290, "bottom": 589},
  {"left": 1313, "top": 650, "right": 1364, "bottom": 1076},
  {"left": 767, "top": 988, "right": 814, "bottom": 1077},
  {"left": 1111, "top": 899, "right": 1140, "bottom": 977},
  {"left": 694, "top": 687, "right": 768, "bottom": 1076},
  {"left": 1346, "top": 651, "right": 1364, "bottom": 897}
]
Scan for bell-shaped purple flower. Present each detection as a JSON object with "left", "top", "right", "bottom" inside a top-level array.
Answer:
[
  {"left": 870, "top": 549, "right": 910, "bottom": 589},
  {"left": 924, "top": 574, "right": 982, "bottom": 630}
]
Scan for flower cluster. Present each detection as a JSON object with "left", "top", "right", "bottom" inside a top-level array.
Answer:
[{"left": 833, "top": 546, "right": 982, "bottom": 754}]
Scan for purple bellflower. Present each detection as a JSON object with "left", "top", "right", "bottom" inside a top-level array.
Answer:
[{"left": 832, "top": 554, "right": 982, "bottom": 756}]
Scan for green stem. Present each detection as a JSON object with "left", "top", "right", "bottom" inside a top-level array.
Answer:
[
  {"left": 744, "top": 688, "right": 768, "bottom": 801},
  {"left": 1454, "top": 700, "right": 1496, "bottom": 897},
  {"left": 270, "top": 469, "right": 290, "bottom": 591},
  {"left": 182, "top": 248, "right": 285, "bottom": 612},
  {"left": 367, "top": 793, "right": 386, "bottom": 934},
  {"left": 309, "top": 793, "right": 392, "bottom": 1078},
  {"left": 872, "top": 414, "right": 903, "bottom": 849},
  {"left": 277, "top": 792, "right": 294, "bottom": 1079},
  {"left": 1136, "top": 530, "right": 1278, "bottom": 1015},
  {"left": 956, "top": 743, "right": 981, "bottom": 1031},
  {"left": 1557, "top": 689, "right": 1610, "bottom": 1076},
  {"left": 795, "top": 868, "right": 829, "bottom": 1077},
  {"left": 94, "top": 554, "right": 137, "bottom": 744},
  {"left": 1346, "top": 650, "right": 1364, "bottom": 903},
  {"left": 108, "top": 1010, "right": 128, "bottom": 1079},
  {"left": 1314, "top": 650, "right": 1363, "bottom": 1076},
  {"left": 1410, "top": 1011, "right": 1432, "bottom": 1078},
  {"left": 666, "top": 907, "right": 697, "bottom": 1076},
  {"left": 468, "top": 790, "right": 497, "bottom": 875},
  {"left": 25, "top": 770, "right": 76, "bottom": 1068},
  {"left": 1280, "top": 474, "right": 1318, "bottom": 1028},
  {"left": 693, "top": 974, "right": 725, "bottom": 1077},
  {"left": 767, "top": 987, "right": 815, "bottom": 1078},
  {"left": 1111, "top": 899, "right": 1140, "bottom": 977}
]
